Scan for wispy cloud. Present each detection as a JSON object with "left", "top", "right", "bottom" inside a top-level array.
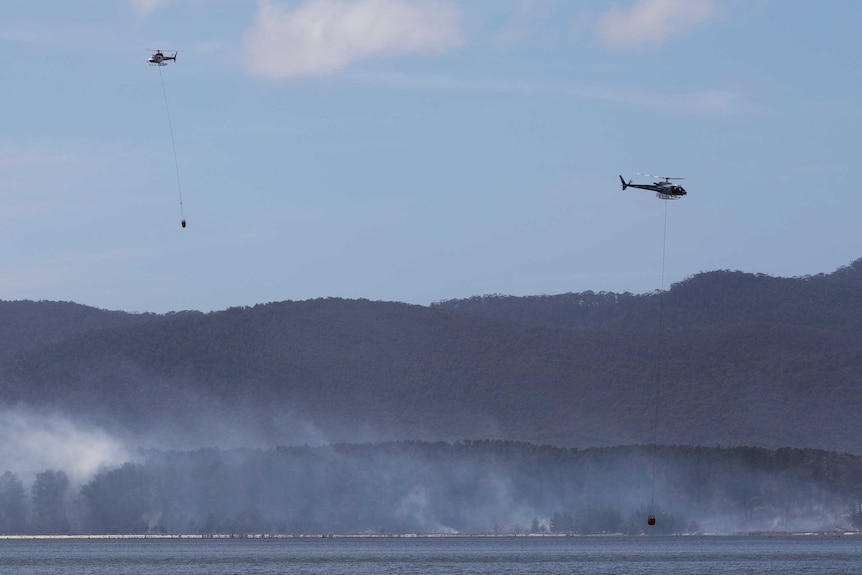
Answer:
[
  {"left": 0, "top": 147, "right": 76, "bottom": 168},
  {"left": 0, "top": 199, "right": 67, "bottom": 227},
  {"left": 488, "top": 0, "right": 561, "bottom": 47},
  {"left": 0, "top": 147, "right": 79, "bottom": 225},
  {"left": 596, "top": 0, "right": 718, "bottom": 48},
  {"left": 243, "top": 0, "right": 464, "bottom": 81},
  {"left": 0, "top": 259, "right": 66, "bottom": 293},
  {"left": 350, "top": 70, "right": 742, "bottom": 116},
  {"left": 130, "top": 0, "right": 173, "bottom": 17},
  {"left": 0, "top": 244, "right": 164, "bottom": 302},
  {"left": 0, "top": 143, "right": 129, "bottom": 229}
]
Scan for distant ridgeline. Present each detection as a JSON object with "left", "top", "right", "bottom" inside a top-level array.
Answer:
[
  {"left": 1, "top": 259, "right": 862, "bottom": 454},
  {"left": 431, "top": 258, "right": 862, "bottom": 335},
  {"left": 2, "top": 442, "right": 862, "bottom": 536}
]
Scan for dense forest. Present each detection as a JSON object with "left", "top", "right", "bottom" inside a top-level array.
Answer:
[
  {"left": 1, "top": 260, "right": 861, "bottom": 535},
  {"left": 2, "top": 442, "right": 861, "bottom": 536},
  {"left": 432, "top": 259, "right": 862, "bottom": 335},
  {"left": 1, "top": 260, "right": 862, "bottom": 453},
  {"left": 0, "top": 300, "right": 170, "bottom": 361}
]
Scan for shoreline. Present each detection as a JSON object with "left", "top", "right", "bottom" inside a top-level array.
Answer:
[{"left": 1, "top": 531, "right": 859, "bottom": 540}]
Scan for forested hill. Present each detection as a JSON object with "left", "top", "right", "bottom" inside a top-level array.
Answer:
[
  {"left": 0, "top": 300, "right": 197, "bottom": 361},
  {"left": 1, "top": 261, "right": 862, "bottom": 453},
  {"left": 432, "top": 258, "right": 862, "bottom": 335}
]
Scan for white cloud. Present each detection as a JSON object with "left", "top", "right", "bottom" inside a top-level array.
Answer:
[
  {"left": 596, "top": 0, "right": 717, "bottom": 48},
  {"left": 130, "top": 0, "right": 173, "bottom": 16},
  {"left": 243, "top": 0, "right": 464, "bottom": 80}
]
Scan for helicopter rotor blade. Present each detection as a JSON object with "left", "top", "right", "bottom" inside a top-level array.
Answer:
[{"left": 636, "top": 172, "right": 684, "bottom": 181}]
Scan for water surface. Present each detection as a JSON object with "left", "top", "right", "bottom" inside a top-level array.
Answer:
[{"left": 1, "top": 534, "right": 860, "bottom": 574}]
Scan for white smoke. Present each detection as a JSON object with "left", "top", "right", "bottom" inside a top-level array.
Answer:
[
  {"left": 396, "top": 485, "right": 458, "bottom": 534},
  {"left": 0, "top": 406, "right": 130, "bottom": 486}
]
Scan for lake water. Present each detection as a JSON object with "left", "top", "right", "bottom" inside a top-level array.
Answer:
[{"left": 1, "top": 534, "right": 860, "bottom": 574}]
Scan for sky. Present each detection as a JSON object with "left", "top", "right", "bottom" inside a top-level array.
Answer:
[{"left": 1, "top": 0, "right": 860, "bottom": 313}]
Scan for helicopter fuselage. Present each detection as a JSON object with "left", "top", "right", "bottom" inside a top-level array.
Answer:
[
  {"left": 628, "top": 183, "right": 686, "bottom": 196},
  {"left": 148, "top": 52, "right": 177, "bottom": 66},
  {"left": 619, "top": 175, "right": 686, "bottom": 198}
]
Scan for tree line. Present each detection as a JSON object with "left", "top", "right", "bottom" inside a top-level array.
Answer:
[{"left": 1, "top": 442, "right": 861, "bottom": 535}]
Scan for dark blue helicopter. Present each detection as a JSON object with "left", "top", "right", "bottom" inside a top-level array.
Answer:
[{"left": 619, "top": 174, "right": 686, "bottom": 200}]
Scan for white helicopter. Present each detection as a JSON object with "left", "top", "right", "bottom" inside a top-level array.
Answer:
[
  {"left": 619, "top": 173, "right": 686, "bottom": 200},
  {"left": 148, "top": 50, "right": 177, "bottom": 66}
]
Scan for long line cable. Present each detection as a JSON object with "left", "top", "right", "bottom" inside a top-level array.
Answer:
[
  {"left": 648, "top": 198, "right": 670, "bottom": 522},
  {"left": 158, "top": 64, "right": 186, "bottom": 227}
]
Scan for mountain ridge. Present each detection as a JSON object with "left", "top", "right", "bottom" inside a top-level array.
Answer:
[{"left": 2, "top": 260, "right": 861, "bottom": 453}]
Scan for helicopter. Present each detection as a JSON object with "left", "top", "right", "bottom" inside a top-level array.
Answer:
[
  {"left": 148, "top": 50, "right": 177, "bottom": 66},
  {"left": 619, "top": 174, "right": 686, "bottom": 200}
]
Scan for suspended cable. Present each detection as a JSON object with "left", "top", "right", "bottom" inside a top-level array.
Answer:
[
  {"left": 648, "top": 199, "right": 670, "bottom": 527},
  {"left": 158, "top": 64, "right": 186, "bottom": 228}
]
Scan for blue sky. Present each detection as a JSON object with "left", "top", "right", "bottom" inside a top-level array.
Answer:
[{"left": 1, "top": 0, "right": 860, "bottom": 313}]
